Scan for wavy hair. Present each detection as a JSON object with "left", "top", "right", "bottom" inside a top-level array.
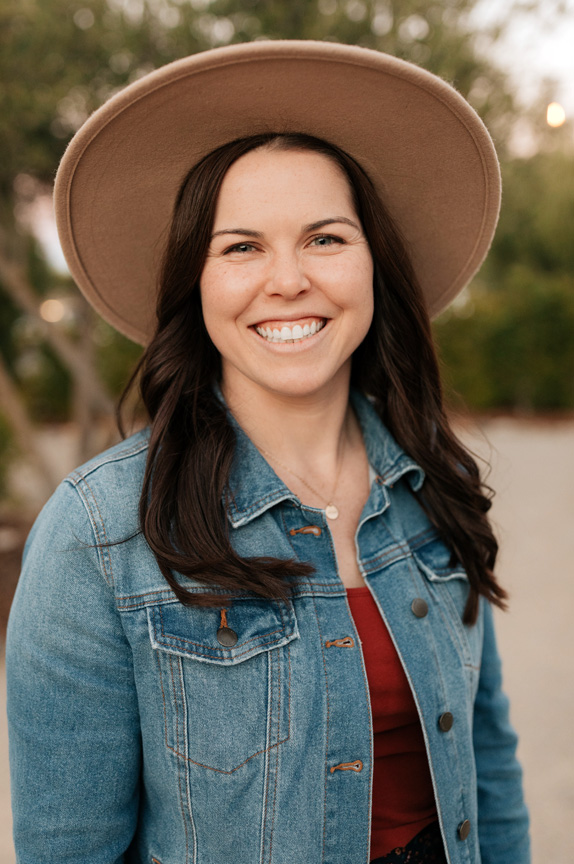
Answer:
[{"left": 120, "top": 132, "right": 506, "bottom": 624}]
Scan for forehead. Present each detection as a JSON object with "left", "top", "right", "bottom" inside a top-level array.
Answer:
[{"left": 212, "top": 147, "right": 356, "bottom": 223}]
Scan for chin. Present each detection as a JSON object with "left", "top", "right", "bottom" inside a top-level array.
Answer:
[{"left": 261, "top": 370, "right": 347, "bottom": 400}]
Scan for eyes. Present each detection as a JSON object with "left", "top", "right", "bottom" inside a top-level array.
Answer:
[
  {"left": 222, "top": 234, "right": 344, "bottom": 256},
  {"left": 310, "top": 234, "right": 342, "bottom": 248}
]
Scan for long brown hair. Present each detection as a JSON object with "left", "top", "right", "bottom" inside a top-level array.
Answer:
[{"left": 120, "top": 132, "right": 506, "bottom": 624}]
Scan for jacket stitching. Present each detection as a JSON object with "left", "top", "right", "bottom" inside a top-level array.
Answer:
[
  {"left": 402, "top": 550, "right": 468, "bottom": 846},
  {"left": 312, "top": 582, "right": 331, "bottom": 864},
  {"left": 175, "top": 656, "right": 191, "bottom": 864},
  {"left": 229, "top": 487, "right": 297, "bottom": 520},
  {"left": 67, "top": 437, "right": 149, "bottom": 482},
  {"left": 155, "top": 605, "right": 288, "bottom": 656},
  {"left": 166, "top": 735, "right": 289, "bottom": 773},
  {"left": 155, "top": 649, "right": 169, "bottom": 752},
  {"left": 342, "top": 592, "right": 373, "bottom": 864},
  {"left": 119, "top": 594, "right": 174, "bottom": 610},
  {"left": 72, "top": 477, "right": 114, "bottom": 589},
  {"left": 269, "top": 643, "right": 289, "bottom": 855},
  {"left": 265, "top": 648, "right": 282, "bottom": 864},
  {"left": 405, "top": 526, "right": 438, "bottom": 549},
  {"left": 414, "top": 554, "right": 474, "bottom": 666},
  {"left": 169, "top": 653, "right": 180, "bottom": 754},
  {"left": 361, "top": 542, "right": 411, "bottom": 573},
  {"left": 281, "top": 511, "right": 332, "bottom": 864},
  {"left": 159, "top": 629, "right": 291, "bottom": 773},
  {"left": 261, "top": 651, "right": 275, "bottom": 864},
  {"left": 118, "top": 587, "right": 235, "bottom": 609},
  {"left": 169, "top": 653, "right": 190, "bottom": 861}
]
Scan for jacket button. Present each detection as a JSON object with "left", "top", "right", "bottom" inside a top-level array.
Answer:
[
  {"left": 411, "top": 598, "right": 428, "bottom": 618},
  {"left": 438, "top": 712, "right": 454, "bottom": 732},
  {"left": 458, "top": 819, "right": 471, "bottom": 840},
  {"left": 217, "top": 626, "right": 238, "bottom": 647}
]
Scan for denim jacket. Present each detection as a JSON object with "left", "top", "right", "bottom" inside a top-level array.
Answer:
[{"left": 7, "top": 392, "right": 530, "bottom": 864}]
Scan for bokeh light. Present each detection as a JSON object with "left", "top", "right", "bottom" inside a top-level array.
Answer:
[
  {"left": 39, "top": 299, "right": 66, "bottom": 323},
  {"left": 546, "top": 102, "right": 566, "bottom": 127}
]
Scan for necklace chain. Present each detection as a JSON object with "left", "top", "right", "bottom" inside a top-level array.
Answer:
[{"left": 256, "top": 442, "right": 345, "bottom": 520}]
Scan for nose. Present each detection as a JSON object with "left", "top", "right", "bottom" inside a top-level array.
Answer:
[{"left": 265, "top": 250, "right": 311, "bottom": 298}]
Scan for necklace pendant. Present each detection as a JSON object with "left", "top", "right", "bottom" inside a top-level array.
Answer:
[{"left": 325, "top": 503, "right": 339, "bottom": 520}]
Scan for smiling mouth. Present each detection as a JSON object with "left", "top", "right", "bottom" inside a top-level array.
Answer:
[{"left": 253, "top": 318, "right": 327, "bottom": 343}]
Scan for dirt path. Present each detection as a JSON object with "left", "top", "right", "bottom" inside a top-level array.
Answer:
[
  {"left": 461, "top": 417, "right": 574, "bottom": 864},
  {"left": 1, "top": 417, "right": 573, "bottom": 863}
]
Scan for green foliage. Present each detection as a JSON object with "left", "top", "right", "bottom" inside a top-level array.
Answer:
[
  {"left": 0, "top": 286, "right": 19, "bottom": 372},
  {"left": 435, "top": 149, "right": 574, "bottom": 413},
  {"left": 18, "top": 344, "right": 73, "bottom": 423},
  {"left": 0, "top": 0, "right": 513, "bottom": 203},
  {"left": 487, "top": 151, "right": 574, "bottom": 276},
  {"left": 436, "top": 273, "right": 574, "bottom": 412},
  {"left": 94, "top": 321, "right": 143, "bottom": 397},
  {"left": 0, "top": 412, "right": 15, "bottom": 497},
  {"left": 0, "top": 0, "right": 571, "bottom": 420}
]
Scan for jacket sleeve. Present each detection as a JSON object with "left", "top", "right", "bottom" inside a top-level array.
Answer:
[
  {"left": 473, "top": 599, "right": 531, "bottom": 864},
  {"left": 6, "top": 480, "right": 141, "bottom": 864}
]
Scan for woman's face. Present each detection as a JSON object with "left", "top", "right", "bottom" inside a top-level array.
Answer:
[{"left": 200, "top": 146, "right": 374, "bottom": 404}]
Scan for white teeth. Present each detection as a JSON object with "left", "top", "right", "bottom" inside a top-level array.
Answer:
[{"left": 255, "top": 319, "right": 325, "bottom": 343}]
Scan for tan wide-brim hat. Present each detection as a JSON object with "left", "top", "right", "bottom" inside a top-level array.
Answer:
[{"left": 54, "top": 40, "right": 501, "bottom": 345}]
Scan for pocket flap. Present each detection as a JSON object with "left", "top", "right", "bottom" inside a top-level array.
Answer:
[
  {"left": 148, "top": 598, "right": 299, "bottom": 665},
  {"left": 412, "top": 535, "right": 468, "bottom": 582}
]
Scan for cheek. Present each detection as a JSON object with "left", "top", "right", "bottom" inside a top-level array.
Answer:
[
  {"left": 200, "top": 264, "right": 258, "bottom": 320},
  {"left": 200, "top": 269, "right": 237, "bottom": 327},
  {"left": 350, "top": 258, "right": 375, "bottom": 344},
  {"left": 339, "top": 254, "right": 374, "bottom": 324}
]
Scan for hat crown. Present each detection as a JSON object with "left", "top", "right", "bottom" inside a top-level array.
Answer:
[{"left": 54, "top": 40, "right": 501, "bottom": 344}]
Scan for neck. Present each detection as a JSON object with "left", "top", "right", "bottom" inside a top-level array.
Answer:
[{"left": 221, "top": 371, "right": 356, "bottom": 476}]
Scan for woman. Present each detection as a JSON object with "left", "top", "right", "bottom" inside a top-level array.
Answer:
[{"left": 7, "top": 42, "right": 530, "bottom": 864}]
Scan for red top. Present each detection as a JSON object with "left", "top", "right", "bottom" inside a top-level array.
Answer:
[{"left": 346, "top": 586, "right": 437, "bottom": 859}]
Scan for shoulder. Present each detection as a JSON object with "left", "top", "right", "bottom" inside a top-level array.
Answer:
[
  {"left": 19, "top": 429, "right": 151, "bottom": 597},
  {"left": 66, "top": 427, "right": 150, "bottom": 490},
  {"left": 27, "top": 429, "right": 150, "bottom": 552},
  {"left": 62, "top": 428, "right": 149, "bottom": 533}
]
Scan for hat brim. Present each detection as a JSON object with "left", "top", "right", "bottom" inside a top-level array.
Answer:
[{"left": 54, "top": 40, "right": 501, "bottom": 345}]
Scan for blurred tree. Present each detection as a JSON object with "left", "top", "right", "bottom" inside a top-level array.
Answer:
[
  {"left": 0, "top": 411, "right": 16, "bottom": 498},
  {"left": 435, "top": 147, "right": 574, "bottom": 412},
  {"left": 0, "top": 0, "right": 569, "bottom": 501}
]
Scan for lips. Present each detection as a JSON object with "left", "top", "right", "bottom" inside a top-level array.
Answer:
[{"left": 253, "top": 318, "right": 326, "bottom": 343}]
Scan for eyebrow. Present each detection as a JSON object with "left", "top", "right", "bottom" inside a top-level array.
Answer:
[{"left": 210, "top": 217, "right": 360, "bottom": 241}]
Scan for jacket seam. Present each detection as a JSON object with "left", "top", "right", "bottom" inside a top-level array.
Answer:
[
  {"left": 157, "top": 638, "right": 292, "bottom": 774},
  {"left": 404, "top": 551, "right": 467, "bottom": 863},
  {"left": 174, "top": 655, "right": 192, "bottom": 863},
  {"left": 153, "top": 633, "right": 288, "bottom": 660},
  {"left": 155, "top": 603, "right": 288, "bottom": 653},
  {"left": 264, "top": 645, "right": 283, "bottom": 863},
  {"left": 67, "top": 437, "right": 149, "bottom": 483},
  {"left": 65, "top": 476, "right": 114, "bottom": 589},
  {"left": 283, "top": 512, "right": 332, "bottom": 862},
  {"left": 228, "top": 489, "right": 297, "bottom": 523}
]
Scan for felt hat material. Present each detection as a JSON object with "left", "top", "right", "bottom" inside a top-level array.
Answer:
[{"left": 54, "top": 40, "right": 501, "bottom": 345}]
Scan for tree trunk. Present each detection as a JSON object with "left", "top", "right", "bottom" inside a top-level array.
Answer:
[{"left": 0, "top": 354, "right": 57, "bottom": 498}]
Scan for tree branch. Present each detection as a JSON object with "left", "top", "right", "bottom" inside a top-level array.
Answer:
[
  {"left": 0, "top": 248, "right": 114, "bottom": 417},
  {"left": 0, "top": 354, "right": 58, "bottom": 497}
]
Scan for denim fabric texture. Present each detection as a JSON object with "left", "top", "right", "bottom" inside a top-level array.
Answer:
[{"left": 7, "top": 391, "right": 530, "bottom": 864}]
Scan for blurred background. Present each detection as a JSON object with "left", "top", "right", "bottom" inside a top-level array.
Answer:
[{"left": 0, "top": 0, "right": 573, "bottom": 861}]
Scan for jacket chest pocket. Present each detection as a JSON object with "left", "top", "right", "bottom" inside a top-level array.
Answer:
[
  {"left": 148, "top": 598, "right": 298, "bottom": 773},
  {"left": 413, "top": 537, "right": 484, "bottom": 696}
]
